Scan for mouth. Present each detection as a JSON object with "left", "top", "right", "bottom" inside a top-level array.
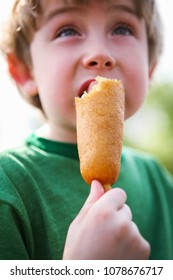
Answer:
[{"left": 79, "top": 79, "right": 97, "bottom": 98}]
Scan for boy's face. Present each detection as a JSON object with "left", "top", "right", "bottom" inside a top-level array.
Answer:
[{"left": 29, "top": 0, "right": 152, "bottom": 142}]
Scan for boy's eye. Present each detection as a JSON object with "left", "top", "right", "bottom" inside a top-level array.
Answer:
[
  {"left": 112, "top": 24, "right": 133, "bottom": 36},
  {"left": 56, "top": 26, "right": 80, "bottom": 38}
]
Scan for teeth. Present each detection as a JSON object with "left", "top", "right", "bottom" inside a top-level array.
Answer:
[
  {"left": 83, "top": 81, "right": 97, "bottom": 96},
  {"left": 79, "top": 79, "right": 96, "bottom": 98},
  {"left": 80, "top": 91, "right": 85, "bottom": 98},
  {"left": 87, "top": 81, "right": 97, "bottom": 92}
]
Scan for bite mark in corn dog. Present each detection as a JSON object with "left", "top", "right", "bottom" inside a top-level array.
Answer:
[{"left": 75, "top": 76, "right": 125, "bottom": 192}]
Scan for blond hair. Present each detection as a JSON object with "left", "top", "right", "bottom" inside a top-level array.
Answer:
[{"left": 0, "top": 0, "right": 163, "bottom": 109}]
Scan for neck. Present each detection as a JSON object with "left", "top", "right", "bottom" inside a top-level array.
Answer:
[{"left": 35, "top": 123, "right": 77, "bottom": 144}]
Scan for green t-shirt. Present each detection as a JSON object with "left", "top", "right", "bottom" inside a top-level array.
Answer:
[{"left": 0, "top": 133, "right": 172, "bottom": 260}]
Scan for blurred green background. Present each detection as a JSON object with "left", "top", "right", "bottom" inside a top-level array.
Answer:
[{"left": 124, "top": 82, "right": 173, "bottom": 175}]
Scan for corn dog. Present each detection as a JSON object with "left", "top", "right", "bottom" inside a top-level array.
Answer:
[{"left": 75, "top": 76, "right": 125, "bottom": 192}]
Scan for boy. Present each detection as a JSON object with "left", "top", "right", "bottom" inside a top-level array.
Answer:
[{"left": 0, "top": 0, "right": 172, "bottom": 260}]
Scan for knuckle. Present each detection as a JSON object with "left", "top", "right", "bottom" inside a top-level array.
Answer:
[
  {"left": 124, "top": 204, "right": 133, "bottom": 219},
  {"left": 116, "top": 219, "right": 130, "bottom": 240},
  {"left": 115, "top": 188, "right": 127, "bottom": 201},
  {"left": 141, "top": 241, "right": 151, "bottom": 259},
  {"left": 97, "top": 207, "right": 113, "bottom": 222},
  {"left": 130, "top": 226, "right": 151, "bottom": 259}
]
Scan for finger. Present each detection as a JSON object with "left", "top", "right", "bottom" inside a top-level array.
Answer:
[
  {"left": 98, "top": 187, "right": 127, "bottom": 210},
  {"left": 130, "top": 222, "right": 151, "bottom": 259},
  {"left": 119, "top": 204, "right": 132, "bottom": 220},
  {"left": 77, "top": 180, "right": 104, "bottom": 220},
  {"left": 89, "top": 180, "right": 105, "bottom": 203}
]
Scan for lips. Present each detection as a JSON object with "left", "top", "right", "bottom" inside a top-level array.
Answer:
[{"left": 79, "top": 79, "right": 96, "bottom": 97}]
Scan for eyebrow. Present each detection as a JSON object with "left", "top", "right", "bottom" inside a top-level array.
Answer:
[
  {"left": 44, "top": 6, "right": 83, "bottom": 22},
  {"left": 112, "top": 4, "right": 140, "bottom": 18},
  {"left": 44, "top": 2, "right": 140, "bottom": 23}
]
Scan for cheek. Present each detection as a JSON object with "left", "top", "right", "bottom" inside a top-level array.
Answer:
[{"left": 124, "top": 58, "right": 149, "bottom": 118}]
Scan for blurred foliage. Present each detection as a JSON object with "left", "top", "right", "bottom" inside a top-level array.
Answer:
[{"left": 124, "top": 82, "right": 173, "bottom": 175}]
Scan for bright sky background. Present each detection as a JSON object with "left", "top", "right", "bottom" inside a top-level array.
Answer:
[{"left": 0, "top": 0, "right": 173, "bottom": 150}]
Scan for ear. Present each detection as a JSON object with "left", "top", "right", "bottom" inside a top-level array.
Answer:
[
  {"left": 7, "top": 53, "right": 37, "bottom": 97},
  {"left": 149, "top": 60, "right": 157, "bottom": 80}
]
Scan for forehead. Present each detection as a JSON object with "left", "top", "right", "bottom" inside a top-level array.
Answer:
[
  {"left": 40, "top": 0, "right": 138, "bottom": 8},
  {"left": 52, "top": 0, "right": 136, "bottom": 4},
  {"left": 34, "top": 0, "right": 146, "bottom": 30},
  {"left": 39, "top": 0, "right": 141, "bottom": 15}
]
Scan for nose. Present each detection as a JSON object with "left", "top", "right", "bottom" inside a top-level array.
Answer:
[{"left": 82, "top": 45, "right": 116, "bottom": 70}]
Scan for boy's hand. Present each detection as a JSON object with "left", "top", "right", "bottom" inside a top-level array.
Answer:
[{"left": 63, "top": 180, "right": 150, "bottom": 260}]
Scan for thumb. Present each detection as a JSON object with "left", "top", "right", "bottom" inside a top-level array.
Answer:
[
  {"left": 77, "top": 180, "right": 104, "bottom": 220},
  {"left": 88, "top": 180, "right": 105, "bottom": 203}
]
